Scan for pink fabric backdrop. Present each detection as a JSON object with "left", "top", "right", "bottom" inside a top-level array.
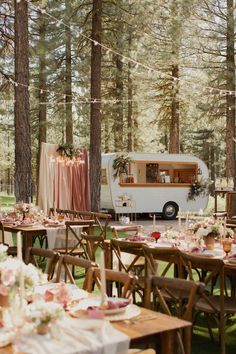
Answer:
[{"left": 38, "top": 143, "right": 90, "bottom": 214}]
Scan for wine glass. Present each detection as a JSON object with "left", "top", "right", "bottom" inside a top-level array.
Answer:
[
  {"left": 222, "top": 239, "right": 232, "bottom": 258},
  {"left": 151, "top": 231, "right": 161, "bottom": 243}
]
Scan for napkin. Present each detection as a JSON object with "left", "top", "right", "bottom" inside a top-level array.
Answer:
[{"left": 14, "top": 316, "right": 130, "bottom": 354}]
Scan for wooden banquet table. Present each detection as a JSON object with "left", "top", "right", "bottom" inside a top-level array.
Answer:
[
  {"left": 0, "top": 307, "right": 191, "bottom": 354},
  {"left": 3, "top": 223, "right": 47, "bottom": 260}
]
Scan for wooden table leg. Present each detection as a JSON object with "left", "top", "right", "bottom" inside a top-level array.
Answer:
[{"left": 160, "top": 331, "right": 177, "bottom": 354}]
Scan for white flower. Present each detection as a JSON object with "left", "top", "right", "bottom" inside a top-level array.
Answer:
[
  {"left": 26, "top": 301, "right": 64, "bottom": 326},
  {"left": 162, "top": 229, "right": 180, "bottom": 240}
]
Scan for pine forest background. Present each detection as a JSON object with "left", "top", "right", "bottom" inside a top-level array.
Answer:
[{"left": 0, "top": 0, "right": 236, "bottom": 208}]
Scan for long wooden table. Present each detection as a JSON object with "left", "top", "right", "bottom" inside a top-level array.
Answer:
[
  {"left": 0, "top": 307, "right": 191, "bottom": 354},
  {"left": 3, "top": 223, "right": 47, "bottom": 260}
]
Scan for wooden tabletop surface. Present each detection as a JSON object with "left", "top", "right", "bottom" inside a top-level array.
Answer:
[{"left": 0, "top": 307, "right": 190, "bottom": 354}]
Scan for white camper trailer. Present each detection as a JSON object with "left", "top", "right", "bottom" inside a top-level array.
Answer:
[{"left": 100, "top": 153, "right": 209, "bottom": 219}]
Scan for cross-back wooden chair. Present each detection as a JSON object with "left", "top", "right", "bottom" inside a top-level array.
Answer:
[
  {"left": 0, "top": 221, "right": 17, "bottom": 256},
  {"left": 25, "top": 247, "right": 59, "bottom": 281},
  {"left": 142, "top": 245, "right": 181, "bottom": 277},
  {"left": 76, "top": 211, "right": 112, "bottom": 261},
  {"left": 53, "top": 220, "right": 95, "bottom": 260},
  {"left": 180, "top": 251, "right": 236, "bottom": 354},
  {"left": 55, "top": 254, "right": 97, "bottom": 290},
  {"left": 111, "top": 238, "right": 146, "bottom": 301},
  {"left": 144, "top": 275, "right": 205, "bottom": 354},
  {"left": 91, "top": 211, "right": 112, "bottom": 240},
  {"left": 86, "top": 267, "right": 137, "bottom": 299}
]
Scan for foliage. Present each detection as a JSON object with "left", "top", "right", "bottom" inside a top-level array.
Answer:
[
  {"left": 188, "top": 179, "right": 210, "bottom": 201},
  {"left": 112, "top": 154, "right": 133, "bottom": 179}
]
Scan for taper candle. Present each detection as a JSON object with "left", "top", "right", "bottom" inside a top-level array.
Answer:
[{"left": 100, "top": 250, "right": 107, "bottom": 306}]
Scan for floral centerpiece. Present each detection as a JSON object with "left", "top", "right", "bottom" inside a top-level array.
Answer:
[
  {"left": 0, "top": 256, "right": 44, "bottom": 303},
  {"left": 26, "top": 301, "right": 64, "bottom": 334},
  {"left": 112, "top": 154, "right": 133, "bottom": 180},
  {"left": 161, "top": 229, "right": 180, "bottom": 240},
  {"left": 192, "top": 218, "right": 223, "bottom": 239}
]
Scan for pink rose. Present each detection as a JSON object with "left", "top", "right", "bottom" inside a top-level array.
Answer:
[{"left": 1, "top": 269, "right": 15, "bottom": 286}]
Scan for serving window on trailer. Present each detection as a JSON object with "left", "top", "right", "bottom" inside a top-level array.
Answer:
[{"left": 119, "top": 161, "right": 198, "bottom": 186}]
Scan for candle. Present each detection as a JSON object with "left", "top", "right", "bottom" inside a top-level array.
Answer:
[
  {"left": 17, "top": 232, "right": 22, "bottom": 261},
  {"left": 17, "top": 232, "right": 25, "bottom": 307},
  {"left": 153, "top": 214, "right": 156, "bottom": 230},
  {"left": 223, "top": 217, "right": 226, "bottom": 240},
  {"left": 178, "top": 215, "right": 182, "bottom": 233},
  {"left": 185, "top": 212, "right": 189, "bottom": 231},
  {"left": 100, "top": 250, "right": 107, "bottom": 306}
]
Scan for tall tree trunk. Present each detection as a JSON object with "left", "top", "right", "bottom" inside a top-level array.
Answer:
[
  {"left": 14, "top": 0, "right": 31, "bottom": 202},
  {"left": 65, "top": 0, "right": 73, "bottom": 144},
  {"left": 226, "top": 0, "right": 235, "bottom": 187},
  {"left": 169, "top": 0, "right": 180, "bottom": 154},
  {"left": 114, "top": 54, "right": 123, "bottom": 151},
  {"left": 37, "top": 11, "right": 47, "bottom": 203},
  {"left": 169, "top": 66, "right": 180, "bottom": 153},
  {"left": 90, "top": 0, "right": 102, "bottom": 212},
  {"left": 127, "top": 32, "right": 133, "bottom": 152}
]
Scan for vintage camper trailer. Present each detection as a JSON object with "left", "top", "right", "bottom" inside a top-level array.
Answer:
[{"left": 100, "top": 153, "right": 209, "bottom": 219}]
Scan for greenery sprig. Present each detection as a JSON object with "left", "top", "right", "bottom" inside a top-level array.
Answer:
[{"left": 188, "top": 178, "right": 210, "bottom": 201}]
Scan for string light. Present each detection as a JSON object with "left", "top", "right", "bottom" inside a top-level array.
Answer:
[{"left": 3, "top": 0, "right": 236, "bottom": 100}]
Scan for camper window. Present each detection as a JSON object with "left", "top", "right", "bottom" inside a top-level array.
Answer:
[{"left": 146, "top": 163, "right": 159, "bottom": 183}]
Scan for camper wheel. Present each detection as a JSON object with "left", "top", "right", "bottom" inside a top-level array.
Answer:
[{"left": 162, "top": 202, "right": 178, "bottom": 220}]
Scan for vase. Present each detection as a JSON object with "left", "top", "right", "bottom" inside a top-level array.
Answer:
[
  {"left": 204, "top": 234, "right": 215, "bottom": 250},
  {"left": 37, "top": 323, "right": 49, "bottom": 335},
  {"left": 0, "top": 294, "right": 9, "bottom": 308},
  {"left": 119, "top": 173, "right": 127, "bottom": 183}
]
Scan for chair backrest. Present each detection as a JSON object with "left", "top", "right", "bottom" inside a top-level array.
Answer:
[
  {"left": 55, "top": 254, "right": 97, "bottom": 290},
  {"left": 0, "top": 221, "right": 5, "bottom": 244},
  {"left": 111, "top": 225, "right": 143, "bottom": 239},
  {"left": 64, "top": 220, "right": 95, "bottom": 258},
  {"left": 87, "top": 267, "right": 137, "bottom": 298},
  {"left": 142, "top": 244, "right": 180, "bottom": 277},
  {"left": 145, "top": 275, "right": 205, "bottom": 354},
  {"left": 25, "top": 247, "right": 59, "bottom": 281},
  {"left": 91, "top": 211, "right": 112, "bottom": 240},
  {"left": 111, "top": 238, "right": 144, "bottom": 273}
]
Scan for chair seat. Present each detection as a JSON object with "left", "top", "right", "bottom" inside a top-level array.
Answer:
[{"left": 196, "top": 295, "right": 236, "bottom": 314}]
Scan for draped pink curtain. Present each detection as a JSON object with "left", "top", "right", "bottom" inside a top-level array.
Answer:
[{"left": 38, "top": 143, "right": 90, "bottom": 214}]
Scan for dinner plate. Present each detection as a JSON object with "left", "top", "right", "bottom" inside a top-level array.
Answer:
[
  {"left": 227, "top": 258, "right": 236, "bottom": 264},
  {"left": 71, "top": 297, "right": 130, "bottom": 315}
]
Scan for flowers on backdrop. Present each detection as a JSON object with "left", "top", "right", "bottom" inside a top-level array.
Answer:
[
  {"left": 26, "top": 301, "right": 64, "bottom": 328},
  {"left": 112, "top": 154, "right": 133, "bottom": 179},
  {"left": 56, "top": 143, "right": 83, "bottom": 161},
  {"left": 191, "top": 218, "right": 224, "bottom": 240},
  {"left": 0, "top": 258, "right": 43, "bottom": 298},
  {"left": 188, "top": 178, "right": 210, "bottom": 201}
]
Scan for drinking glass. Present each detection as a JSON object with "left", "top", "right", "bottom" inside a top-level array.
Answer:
[
  {"left": 222, "top": 239, "right": 232, "bottom": 258},
  {"left": 151, "top": 231, "right": 161, "bottom": 243}
]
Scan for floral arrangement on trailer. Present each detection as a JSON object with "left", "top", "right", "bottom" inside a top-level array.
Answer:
[
  {"left": 112, "top": 154, "right": 133, "bottom": 180},
  {"left": 188, "top": 178, "right": 210, "bottom": 201}
]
